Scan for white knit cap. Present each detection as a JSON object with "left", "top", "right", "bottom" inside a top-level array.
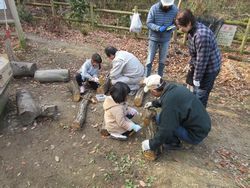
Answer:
[
  {"left": 143, "top": 75, "right": 162, "bottom": 93},
  {"left": 161, "top": 0, "right": 174, "bottom": 6}
]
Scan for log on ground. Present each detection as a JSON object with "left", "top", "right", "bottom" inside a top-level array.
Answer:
[
  {"left": 68, "top": 79, "right": 81, "bottom": 102},
  {"left": 16, "top": 89, "right": 41, "bottom": 126},
  {"left": 34, "top": 69, "right": 70, "bottom": 83},
  {"left": 71, "top": 94, "right": 91, "bottom": 130},
  {"left": 11, "top": 61, "right": 37, "bottom": 77}
]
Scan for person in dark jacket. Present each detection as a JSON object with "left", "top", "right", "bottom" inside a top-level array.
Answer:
[
  {"left": 175, "top": 9, "right": 221, "bottom": 107},
  {"left": 142, "top": 75, "right": 211, "bottom": 157}
]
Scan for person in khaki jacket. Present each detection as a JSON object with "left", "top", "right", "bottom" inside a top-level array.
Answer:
[{"left": 103, "top": 82, "right": 142, "bottom": 140}]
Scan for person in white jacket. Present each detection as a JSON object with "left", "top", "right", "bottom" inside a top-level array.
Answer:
[
  {"left": 75, "top": 53, "right": 102, "bottom": 93},
  {"left": 104, "top": 46, "right": 145, "bottom": 95}
]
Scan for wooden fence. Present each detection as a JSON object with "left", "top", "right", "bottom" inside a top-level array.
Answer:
[{"left": 19, "top": 1, "right": 250, "bottom": 54}]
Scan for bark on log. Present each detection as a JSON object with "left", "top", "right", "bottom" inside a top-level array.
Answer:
[
  {"left": 68, "top": 79, "right": 81, "bottom": 102},
  {"left": 142, "top": 108, "right": 157, "bottom": 139},
  {"left": 34, "top": 69, "right": 70, "bottom": 83},
  {"left": 16, "top": 89, "right": 58, "bottom": 125},
  {"left": 16, "top": 89, "right": 41, "bottom": 126},
  {"left": 11, "top": 61, "right": 37, "bottom": 77},
  {"left": 71, "top": 94, "right": 91, "bottom": 130},
  {"left": 134, "top": 87, "right": 145, "bottom": 107}
]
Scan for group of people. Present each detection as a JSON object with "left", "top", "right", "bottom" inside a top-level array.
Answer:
[{"left": 75, "top": 0, "right": 222, "bottom": 160}]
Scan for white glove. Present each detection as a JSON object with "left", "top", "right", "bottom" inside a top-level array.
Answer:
[
  {"left": 144, "top": 102, "right": 152, "bottom": 109},
  {"left": 193, "top": 80, "right": 200, "bottom": 87},
  {"left": 142, "top": 140, "right": 150, "bottom": 151},
  {"left": 128, "top": 107, "right": 139, "bottom": 116},
  {"left": 130, "top": 124, "right": 142, "bottom": 132},
  {"left": 93, "top": 77, "right": 99, "bottom": 83}
]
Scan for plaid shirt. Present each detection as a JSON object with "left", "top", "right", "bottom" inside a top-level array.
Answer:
[{"left": 188, "top": 22, "right": 221, "bottom": 82}]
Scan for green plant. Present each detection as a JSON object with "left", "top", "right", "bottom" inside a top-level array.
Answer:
[
  {"left": 125, "top": 179, "right": 137, "bottom": 188},
  {"left": 68, "top": 0, "right": 89, "bottom": 21},
  {"left": 146, "top": 176, "right": 156, "bottom": 187},
  {"left": 105, "top": 151, "right": 118, "bottom": 161},
  {"left": 17, "top": 4, "right": 33, "bottom": 23}
]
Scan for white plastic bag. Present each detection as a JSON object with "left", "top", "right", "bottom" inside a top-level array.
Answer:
[{"left": 130, "top": 13, "right": 142, "bottom": 33}]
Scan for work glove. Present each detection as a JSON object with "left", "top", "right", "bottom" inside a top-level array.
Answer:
[
  {"left": 92, "top": 77, "right": 99, "bottom": 83},
  {"left": 144, "top": 102, "right": 153, "bottom": 109},
  {"left": 159, "top": 25, "right": 167, "bottom": 32},
  {"left": 142, "top": 140, "right": 150, "bottom": 151},
  {"left": 193, "top": 80, "right": 200, "bottom": 87},
  {"left": 130, "top": 124, "right": 142, "bottom": 132},
  {"left": 128, "top": 107, "right": 139, "bottom": 116}
]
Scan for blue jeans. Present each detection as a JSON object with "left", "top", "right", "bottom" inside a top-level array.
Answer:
[
  {"left": 145, "top": 40, "right": 170, "bottom": 77},
  {"left": 195, "top": 70, "right": 220, "bottom": 107},
  {"left": 156, "top": 114, "right": 201, "bottom": 145}
]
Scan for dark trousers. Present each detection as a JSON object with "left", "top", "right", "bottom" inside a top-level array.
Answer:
[
  {"left": 75, "top": 73, "right": 99, "bottom": 90},
  {"left": 186, "top": 68, "right": 220, "bottom": 107}
]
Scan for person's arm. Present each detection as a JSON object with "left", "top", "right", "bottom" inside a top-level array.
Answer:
[
  {"left": 80, "top": 61, "right": 94, "bottom": 80},
  {"left": 109, "top": 59, "right": 124, "bottom": 79},
  {"left": 146, "top": 7, "right": 161, "bottom": 32},
  {"left": 149, "top": 107, "right": 178, "bottom": 151},
  {"left": 113, "top": 106, "right": 133, "bottom": 131},
  {"left": 193, "top": 34, "right": 211, "bottom": 83}
]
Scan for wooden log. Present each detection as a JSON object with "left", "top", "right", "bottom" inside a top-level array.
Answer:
[
  {"left": 11, "top": 61, "right": 37, "bottom": 77},
  {"left": 228, "top": 55, "right": 250, "bottom": 63},
  {"left": 71, "top": 94, "right": 91, "bottom": 130},
  {"left": 134, "top": 87, "right": 145, "bottom": 107},
  {"left": 34, "top": 69, "right": 70, "bottom": 83},
  {"left": 142, "top": 108, "right": 157, "bottom": 139},
  {"left": 16, "top": 89, "right": 41, "bottom": 126},
  {"left": 67, "top": 79, "right": 81, "bottom": 102}
]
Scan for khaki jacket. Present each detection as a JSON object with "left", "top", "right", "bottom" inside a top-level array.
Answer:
[{"left": 103, "top": 96, "right": 133, "bottom": 134}]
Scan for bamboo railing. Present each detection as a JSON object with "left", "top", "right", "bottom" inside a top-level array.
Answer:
[{"left": 18, "top": 1, "right": 250, "bottom": 54}]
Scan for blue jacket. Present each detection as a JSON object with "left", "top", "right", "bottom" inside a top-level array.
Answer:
[{"left": 147, "top": 2, "right": 178, "bottom": 42}]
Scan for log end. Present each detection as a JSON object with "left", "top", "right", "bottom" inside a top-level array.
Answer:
[
  {"left": 70, "top": 122, "right": 81, "bottom": 130},
  {"left": 72, "top": 94, "right": 81, "bottom": 102}
]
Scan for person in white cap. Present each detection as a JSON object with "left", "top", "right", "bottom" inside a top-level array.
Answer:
[
  {"left": 145, "top": 0, "right": 178, "bottom": 77},
  {"left": 142, "top": 75, "right": 211, "bottom": 160}
]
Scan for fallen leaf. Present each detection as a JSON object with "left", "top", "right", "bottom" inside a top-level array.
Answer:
[{"left": 139, "top": 180, "right": 146, "bottom": 187}]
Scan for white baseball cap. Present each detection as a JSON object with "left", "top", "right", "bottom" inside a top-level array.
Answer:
[
  {"left": 143, "top": 75, "right": 162, "bottom": 93},
  {"left": 161, "top": 0, "right": 175, "bottom": 6}
]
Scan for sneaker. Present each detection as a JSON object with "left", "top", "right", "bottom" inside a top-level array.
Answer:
[
  {"left": 80, "top": 86, "right": 85, "bottom": 94},
  {"left": 110, "top": 133, "right": 128, "bottom": 141},
  {"left": 129, "top": 90, "right": 137, "bottom": 96}
]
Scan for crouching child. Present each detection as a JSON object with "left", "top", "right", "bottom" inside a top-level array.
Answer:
[
  {"left": 103, "top": 82, "right": 142, "bottom": 140},
  {"left": 75, "top": 53, "right": 102, "bottom": 94}
]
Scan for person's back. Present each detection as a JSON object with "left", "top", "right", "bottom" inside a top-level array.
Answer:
[
  {"left": 114, "top": 51, "right": 144, "bottom": 78},
  {"left": 160, "top": 84, "right": 211, "bottom": 141}
]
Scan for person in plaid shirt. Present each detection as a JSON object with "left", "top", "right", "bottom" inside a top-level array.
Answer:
[{"left": 175, "top": 9, "right": 221, "bottom": 107}]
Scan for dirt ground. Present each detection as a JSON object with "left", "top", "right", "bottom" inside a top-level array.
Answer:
[{"left": 0, "top": 30, "right": 249, "bottom": 188}]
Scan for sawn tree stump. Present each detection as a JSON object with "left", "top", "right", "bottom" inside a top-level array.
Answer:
[{"left": 11, "top": 61, "right": 37, "bottom": 77}]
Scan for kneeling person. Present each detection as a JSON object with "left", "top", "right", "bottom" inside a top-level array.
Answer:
[{"left": 142, "top": 75, "right": 211, "bottom": 158}]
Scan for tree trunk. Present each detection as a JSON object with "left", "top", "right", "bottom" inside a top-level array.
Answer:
[
  {"left": 34, "top": 69, "right": 70, "bottom": 83},
  {"left": 71, "top": 94, "right": 91, "bottom": 130},
  {"left": 11, "top": 61, "right": 37, "bottom": 77},
  {"left": 5, "top": 38, "right": 18, "bottom": 61},
  {"left": 16, "top": 89, "right": 41, "bottom": 126},
  {"left": 68, "top": 79, "right": 81, "bottom": 102}
]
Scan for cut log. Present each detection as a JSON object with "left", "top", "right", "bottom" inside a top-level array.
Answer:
[
  {"left": 71, "top": 94, "right": 91, "bottom": 130},
  {"left": 34, "top": 69, "right": 70, "bottom": 83},
  {"left": 40, "top": 104, "right": 58, "bottom": 117},
  {"left": 134, "top": 87, "right": 145, "bottom": 107},
  {"left": 67, "top": 79, "right": 81, "bottom": 102},
  {"left": 16, "top": 89, "right": 41, "bottom": 126},
  {"left": 11, "top": 61, "right": 37, "bottom": 77},
  {"left": 142, "top": 108, "right": 157, "bottom": 139}
]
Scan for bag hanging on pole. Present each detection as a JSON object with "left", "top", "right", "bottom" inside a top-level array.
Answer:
[{"left": 129, "top": 13, "right": 142, "bottom": 33}]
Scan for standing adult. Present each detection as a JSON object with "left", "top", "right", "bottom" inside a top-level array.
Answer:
[
  {"left": 175, "top": 9, "right": 221, "bottom": 107},
  {"left": 104, "top": 46, "right": 145, "bottom": 95},
  {"left": 145, "top": 0, "right": 178, "bottom": 77}
]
